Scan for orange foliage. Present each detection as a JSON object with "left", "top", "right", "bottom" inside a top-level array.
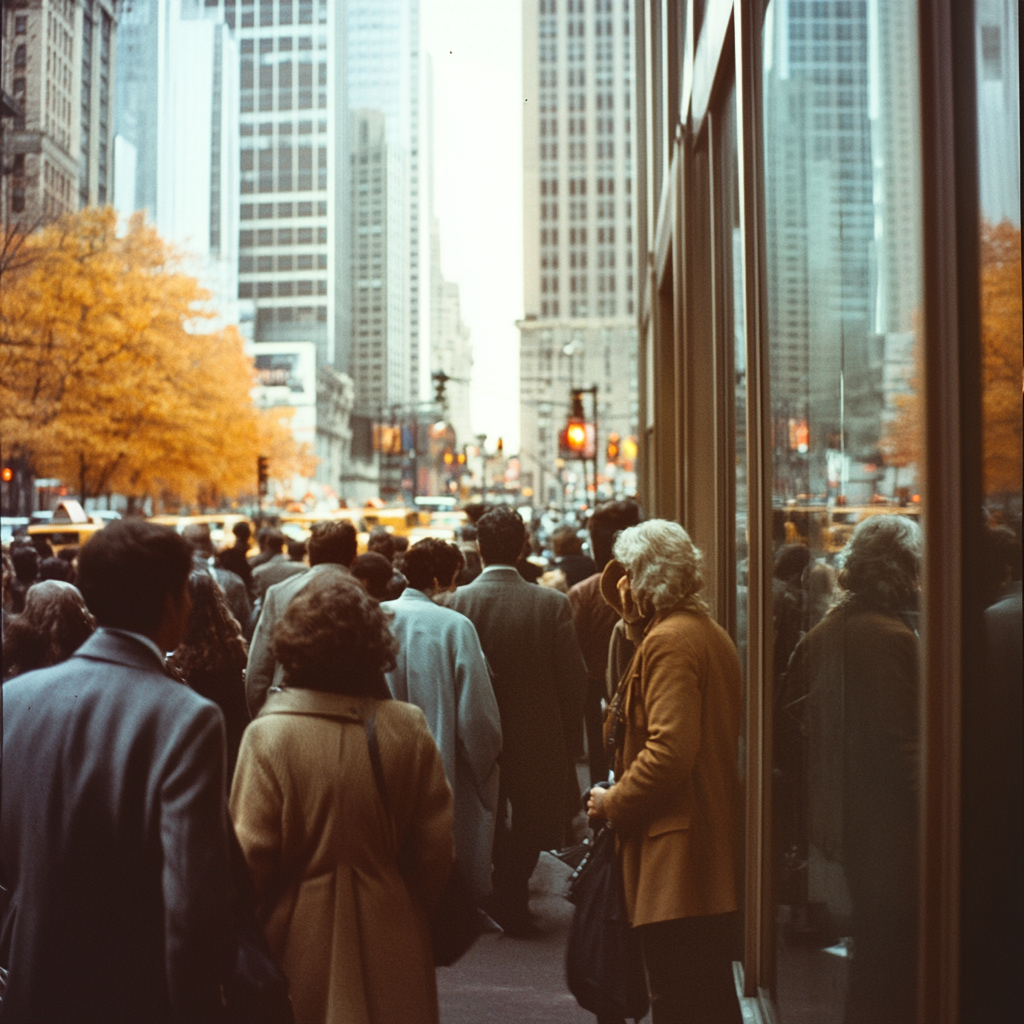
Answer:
[
  {"left": 980, "top": 219, "right": 1022, "bottom": 498},
  {"left": 0, "top": 208, "right": 313, "bottom": 504},
  {"left": 880, "top": 221, "right": 1022, "bottom": 500}
]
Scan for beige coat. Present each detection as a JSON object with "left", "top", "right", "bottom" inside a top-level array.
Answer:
[
  {"left": 230, "top": 689, "right": 454, "bottom": 1024},
  {"left": 602, "top": 609, "right": 743, "bottom": 926}
]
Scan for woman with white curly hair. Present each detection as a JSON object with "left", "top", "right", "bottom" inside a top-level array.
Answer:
[{"left": 587, "top": 520, "right": 743, "bottom": 1024}]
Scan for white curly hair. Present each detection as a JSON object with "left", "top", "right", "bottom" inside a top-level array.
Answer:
[{"left": 613, "top": 520, "right": 709, "bottom": 615}]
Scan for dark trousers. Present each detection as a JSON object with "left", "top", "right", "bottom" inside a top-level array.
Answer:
[
  {"left": 585, "top": 677, "right": 610, "bottom": 785},
  {"left": 637, "top": 913, "right": 743, "bottom": 1024},
  {"left": 490, "top": 793, "right": 542, "bottom": 918}
]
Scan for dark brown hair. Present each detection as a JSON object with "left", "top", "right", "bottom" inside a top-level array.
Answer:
[
  {"left": 3, "top": 581, "right": 96, "bottom": 680},
  {"left": 272, "top": 572, "right": 395, "bottom": 696},
  {"left": 168, "top": 571, "right": 248, "bottom": 687}
]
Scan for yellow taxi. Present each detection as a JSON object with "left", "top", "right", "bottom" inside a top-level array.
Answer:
[
  {"left": 149, "top": 513, "right": 253, "bottom": 553},
  {"left": 27, "top": 500, "right": 105, "bottom": 554}
]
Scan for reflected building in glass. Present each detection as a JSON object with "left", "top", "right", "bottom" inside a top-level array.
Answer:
[{"left": 519, "top": 0, "right": 639, "bottom": 506}]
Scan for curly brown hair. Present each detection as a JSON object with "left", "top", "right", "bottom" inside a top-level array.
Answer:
[
  {"left": 168, "top": 571, "right": 248, "bottom": 684},
  {"left": 272, "top": 571, "right": 396, "bottom": 696}
]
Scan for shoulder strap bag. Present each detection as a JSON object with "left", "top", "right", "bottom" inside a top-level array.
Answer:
[{"left": 364, "top": 713, "right": 493, "bottom": 966}]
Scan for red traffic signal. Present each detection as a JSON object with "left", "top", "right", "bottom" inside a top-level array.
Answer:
[
  {"left": 566, "top": 420, "right": 586, "bottom": 451},
  {"left": 1, "top": 466, "right": 12, "bottom": 483},
  {"left": 606, "top": 432, "right": 621, "bottom": 462}
]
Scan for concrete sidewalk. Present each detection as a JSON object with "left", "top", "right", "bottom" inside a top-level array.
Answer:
[{"left": 437, "top": 851, "right": 597, "bottom": 1024}]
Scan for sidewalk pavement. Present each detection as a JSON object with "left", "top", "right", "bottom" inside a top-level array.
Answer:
[{"left": 437, "top": 851, "right": 597, "bottom": 1024}]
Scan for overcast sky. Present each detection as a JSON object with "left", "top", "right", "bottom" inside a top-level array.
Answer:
[{"left": 422, "top": 0, "right": 523, "bottom": 452}]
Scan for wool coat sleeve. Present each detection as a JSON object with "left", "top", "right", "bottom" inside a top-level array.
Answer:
[
  {"left": 229, "top": 725, "right": 284, "bottom": 906},
  {"left": 602, "top": 630, "right": 703, "bottom": 832},
  {"left": 381, "top": 706, "right": 456, "bottom": 913},
  {"left": 245, "top": 588, "right": 278, "bottom": 716},
  {"left": 453, "top": 618, "right": 502, "bottom": 789},
  {"left": 160, "top": 700, "right": 234, "bottom": 1022}
]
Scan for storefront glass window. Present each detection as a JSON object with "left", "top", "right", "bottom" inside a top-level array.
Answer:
[
  {"left": 762, "top": 1, "right": 924, "bottom": 1018},
  {"left": 961, "top": 0, "right": 1021, "bottom": 1012}
]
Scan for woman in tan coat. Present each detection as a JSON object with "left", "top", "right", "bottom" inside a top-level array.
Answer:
[
  {"left": 588, "top": 520, "right": 743, "bottom": 1024},
  {"left": 230, "top": 571, "right": 454, "bottom": 1024}
]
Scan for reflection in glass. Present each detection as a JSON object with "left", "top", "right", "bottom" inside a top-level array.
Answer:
[
  {"left": 963, "top": 2, "right": 1022, "bottom": 1015},
  {"left": 763, "top": 2, "right": 924, "bottom": 1020}
]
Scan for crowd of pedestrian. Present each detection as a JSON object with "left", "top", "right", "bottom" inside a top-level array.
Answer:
[{"left": 4, "top": 501, "right": 1016, "bottom": 1023}]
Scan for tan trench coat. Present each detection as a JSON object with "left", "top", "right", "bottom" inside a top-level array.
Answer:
[
  {"left": 602, "top": 609, "right": 743, "bottom": 926},
  {"left": 230, "top": 689, "right": 454, "bottom": 1024}
]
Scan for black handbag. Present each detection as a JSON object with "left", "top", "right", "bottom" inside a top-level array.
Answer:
[
  {"left": 224, "top": 826, "right": 295, "bottom": 1024},
  {"left": 364, "top": 713, "right": 492, "bottom": 966},
  {"left": 565, "top": 823, "right": 649, "bottom": 1022}
]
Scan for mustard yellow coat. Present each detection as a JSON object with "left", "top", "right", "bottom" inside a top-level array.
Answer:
[
  {"left": 230, "top": 689, "right": 454, "bottom": 1024},
  {"left": 602, "top": 610, "right": 743, "bottom": 926}
]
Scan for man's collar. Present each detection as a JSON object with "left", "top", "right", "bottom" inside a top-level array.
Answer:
[
  {"left": 73, "top": 627, "right": 171, "bottom": 675},
  {"left": 478, "top": 564, "right": 521, "bottom": 578},
  {"left": 101, "top": 628, "right": 168, "bottom": 668}
]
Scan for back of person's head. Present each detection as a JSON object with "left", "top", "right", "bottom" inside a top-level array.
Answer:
[
  {"left": 3, "top": 580, "right": 96, "bottom": 680},
  {"left": 838, "top": 514, "right": 922, "bottom": 614},
  {"left": 551, "top": 525, "right": 584, "bottom": 558},
  {"left": 169, "top": 570, "right": 247, "bottom": 681},
  {"left": 351, "top": 551, "right": 395, "bottom": 600},
  {"left": 461, "top": 523, "right": 478, "bottom": 543},
  {"left": 10, "top": 542, "right": 40, "bottom": 584},
  {"left": 367, "top": 526, "right": 396, "bottom": 563},
  {"left": 181, "top": 522, "right": 215, "bottom": 559},
  {"left": 308, "top": 519, "right": 358, "bottom": 567},
  {"left": 256, "top": 526, "right": 274, "bottom": 551},
  {"left": 272, "top": 572, "right": 395, "bottom": 697},
  {"left": 77, "top": 520, "right": 194, "bottom": 634},
  {"left": 287, "top": 539, "right": 307, "bottom": 563},
  {"left": 393, "top": 535, "right": 409, "bottom": 555},
  {"left": 588, "top": 498, "right": 642, "bottom": 568},
  {"left": 403, "top": 538, "right": 465, "bottom": 592},
  {"left": 57, "top": 546, "right": 79, "bottom": 565},
  {"left": 773, "top": 543, "right": 811, "bottom": 585},
  {"left": 476, "top": 506, "right": 526, "bottom": 566},
  {"left": 463, "top": 503, "right": 491, "bottom": 525},
  {"left": 233, "top": 521, "right": 252, "bottom": 544},
  {"left": 266, "top": 530, "right": 286, "bottom": 554},
  {"left": 39, "top": 556, "right": 76, "bottom": 584},
  {"left": 980, "top": 524, "right": 1023, "bottom": 605}
]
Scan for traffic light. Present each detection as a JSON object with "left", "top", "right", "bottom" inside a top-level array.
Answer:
[
  {"left": 1, "top": 466, "right": 12, "bottom": 483},
  {"left": 566, "top": 420, "right": 586, "bottom": 452},
  {"left": 257, "top": 455, "right": 270, "bottom": 496},
  {"left": 496, "top": 437, "right": 504, "bottom": 456},
  {"left": 606, "top": 432, "right": 621, "bottom": 462}
]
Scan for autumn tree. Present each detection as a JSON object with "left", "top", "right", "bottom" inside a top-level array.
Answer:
[
  {"left": 880, "top": 220, "right": 1022, "bottom": 505},
  {"left": 980, "top": 219, "right": 1022, "bottom": 502},
  {"left": 0, "top": 207, "right": 313, "bottom": 506}
]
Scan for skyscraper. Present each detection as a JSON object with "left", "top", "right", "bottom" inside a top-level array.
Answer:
[
  {"left": 347, "top": 0, "right": 422, "bottom": 406},
  {"left": 350, "top": 108, "right": 407, "bottom": 415},
  {"left": 198, "top": 0, "right": 353, "bottom": 495},
  {"left": 519, "top": 0, "right": 638, "bottom": 505},
  {"left": 114, "top": 0, "right": 239, "bottom": 321},
  {"left": 3, "top": 0, "right": 117, "bottom": 226}
]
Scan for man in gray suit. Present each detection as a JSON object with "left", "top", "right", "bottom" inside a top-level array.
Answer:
[
  {"left": 246, "top": 518, "right": 358, "bottom": 715},
  {"left": 251, "top": 529, "right": 307, "bottom": 601},
  {"left": 1, "top": 520, "right": 234, "bottom": 1023},
  {"left": 446, "top": 506, "right": 588, "bottom": 935}
]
